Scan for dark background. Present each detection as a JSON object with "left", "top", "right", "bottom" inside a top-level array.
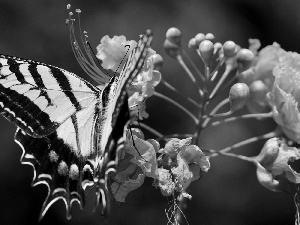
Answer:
[{"left": 0, "top": 0, "right": 300, "bottom": 224}]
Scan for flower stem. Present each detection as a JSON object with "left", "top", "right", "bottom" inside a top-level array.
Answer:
[
  {"left": 154, "top": 92, "right": 199, "bottom": 124},
  {"left": 210, "top": 58, "right": 225, "bottom": 82},
  {"left": 205, "top": 150, "right": 255, "bottom": 162},
  {"left": 208, "top": 129, "right": 279, "bottom": 158},
  {"left": 209, "top": 65, "right": 232, "bottom": 99},
  {"left": 182, "top": 49, "right": 205, "bottom": 82},
  {"left": 203, "top": 112, "right": 273, "bottom": 129},
  {"left": 161, "top": 79, "right": 201, "bottom": 108},
  {"left": 202, "top": 98, "right": 230, "bottom": 127},
  {"left": 203, "top": 111, "right": 233, "bottom": 118},
  {"left": 132, "top": 122, "right": 163, "bottom": 138},
  {"left": 176, "top": 55, "right": 203, "bottom": 97}
]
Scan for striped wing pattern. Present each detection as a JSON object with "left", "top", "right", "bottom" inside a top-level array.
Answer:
[
  {"left": 0, "top": 29, "right": 153, "bottom": 220},
  {"left": 0, "top": 55, "right": 101, "bottom": 218},
  {"left": 98, "top": 30, "right": 153, "bottom": 156},
  {"left": 88, "top": 29, "right": 153, "bottom": 215}
]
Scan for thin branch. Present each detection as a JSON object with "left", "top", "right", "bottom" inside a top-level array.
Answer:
[
  {"left": 202, "top": 98, "right": 229, "bottom": 128},
  {"left": 176, "top": 55, "right": 203, "bottom": 97},
  {"left": 161, "top": 79, "right": 201, "bottom": 108},
  {"left": 208, "top": 130, "right": 279, "bottom": 158},
  {"left": 210, "top": 58, "right": 225, "bottom": 82},
  {"left": 154, "top": 92, "right": 199, "bottom": 124},
  {"left": 182, "top": 49, "right": 205, "bottom": 82},
  {"left": 209, "top": 65, "right": 232, "bottom": 99},
  {"left": 203, "top": 112, "right": 273, "bottom": 129},
  {"left": 203, "top": 149, "right": 255, "bottom": 162},
  {"left": 132, "top": 122, "right": 163, "bottom": 138}
]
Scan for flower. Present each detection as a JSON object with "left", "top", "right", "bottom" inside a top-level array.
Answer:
[
  {"left": 96, "top": 35, "right": 136, "bottom": 73},
  {"left": 254, "top": 138, "right": 300, "bottom": 192},
  {"left": 267, "top": 51, "right": 300, "bottom": 142},
  {"left": 128, "top": 50, "right": 162, "bottom": 119},
  {"left": 239, "top": 41, "right": 285, "bottom": 113},
  {"left": 156, "top": 138, "right": 210, "bottom": 196},
  {"left": 96, "top": 34, "right": 162, "bottom": 120},
  {"left": 110, "top": 130, "right": 159, "bottom": 202}
]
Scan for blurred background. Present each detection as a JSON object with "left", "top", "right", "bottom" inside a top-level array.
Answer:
[{"left": 0, "top": 0, "right": 300, "bottom": 224}]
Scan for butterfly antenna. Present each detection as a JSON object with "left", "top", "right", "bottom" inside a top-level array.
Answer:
[
  {"left": 86, "top": 42, "right": 112, "bottom": 78},
  {"left": 66, "top": 4, "right": 112, "bottom": 85}
]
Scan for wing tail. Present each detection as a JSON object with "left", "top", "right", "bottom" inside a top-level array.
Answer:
[{"left": 14, "top": 128, "right": 95, "bottom": 220}]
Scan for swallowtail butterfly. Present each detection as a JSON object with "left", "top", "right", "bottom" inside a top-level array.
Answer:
[{"left": 0, "top": 27, "right": 153, "bottom": 219}]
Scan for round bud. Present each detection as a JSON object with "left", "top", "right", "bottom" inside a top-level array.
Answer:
[
  {"left": 223, "top": 41, "right": 236, "bottom": 57},
  {"left": 164, "top": 39, "right": 181, "bottom": 59},
  {"left": 166, "top": 27, "right": 182, "bottom": 46},
  {"left": 199, "top": 40, "right": 214, "bottom": 62},
  {"left": 213, "top": 42, "right": 222, "bottom": 54},
  {"left": 249, "top": 80, "right": 268, "bottom": 100},
  {"left": 152, "top": 54, "right": 163, "bottom": 71},
  {"left": 188, "top": 38, "right": 198, "bottom": 51},
  {"left": 236, "top": 49, "right": 254, "bottom": 72},
  {"left": 229, "top": 83, "right": 250, "bottom": 111},
  {"left": 205, "top": 33, "right": 215, "bottom": 40},
  {"left": 195, "top": 33, "right": 206, "bottom": 46}
]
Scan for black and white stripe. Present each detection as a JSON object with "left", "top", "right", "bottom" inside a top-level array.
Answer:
[{"left": 0, "top": 55, "right": 100, "bottom": 154}]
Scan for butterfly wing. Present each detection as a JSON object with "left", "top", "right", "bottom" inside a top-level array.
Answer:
[
  {"left": 92, "top": 30, "right": 153, "bottom": 208},
  {"left": 15, "top": 128, "right": 95, "bottom": 220},
  {"left": 0, "top": 55, "right": 99, "bottom": 137},
  {"left": 0, "top": 55, "right": 101, "bottom": 218},
  {"left": 97, "top": 29, "right": 153, "bottom": 157}
]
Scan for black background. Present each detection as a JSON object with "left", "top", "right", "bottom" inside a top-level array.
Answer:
[{"left": 0, "top": 0, "right": 300, "bottom": 224}]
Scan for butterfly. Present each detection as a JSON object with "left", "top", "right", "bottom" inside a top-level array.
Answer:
[{"left": 0, "top": 29, "right": 153, "bottom": 220}]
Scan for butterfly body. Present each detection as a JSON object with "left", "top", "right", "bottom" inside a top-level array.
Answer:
[{"left": 0, "top": 29, "right": 153, "bottom": 219}]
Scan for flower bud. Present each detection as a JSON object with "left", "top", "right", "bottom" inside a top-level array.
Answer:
[
  {"left": 213, "top": 42, "right": 222, "bottom": 54},
  {"left": 249, "top": 80, "right": 268, "bottom": 101},
  {"left": 229, "top": 83, "right": 250, "bottom": 111},
  {"left": 188, "top": 38, "right": 198, "bottom": 51},
  {"left": 152, "top": 54, "right": 163, "bottom": 71},
  {"left": 195, "top": 33, "right": 206, "bottom": 46},
  {"left": 199, "top": 40, "right": 214, "bottom": 62},
  {"left": 166, "top": 27, "right": 182, "bottom": 46},
  {"left": 223, "top": 41, "right": 236, "bottom": 58},
  {"left": 164, "top": 39, "right": 181, "bottom": 59},
  {"left": 205, "top": 33, "right": 215, "bottom": 40},
  {"left": 236, "top": 49, "right": 254, "bottom": 72}
]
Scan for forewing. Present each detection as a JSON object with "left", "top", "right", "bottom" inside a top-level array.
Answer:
[{"left": 0, "top": 54, "right": 99, "bottom": 138}]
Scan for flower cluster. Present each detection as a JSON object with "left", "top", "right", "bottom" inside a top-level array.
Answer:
[
  {"left": 254, "top": 138, "right": 300, "bottom": 192},
  {"left": 109, "top": 129, "right": 210, "bottom": 202},
  {"left": 96, "top": 35, "right": 162, "bottom": 120},
  {"left": 156, "top": 137, "right": 210, "bottom": 197},
  {"left": 267, "top": 51, "right": 300, "bottom": 142},
  {"left": 237, "top": 39, "right": 300, "bottom": 144},
  {"left": 238, "top": 41, "right": 283, "bottom": 113}
]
